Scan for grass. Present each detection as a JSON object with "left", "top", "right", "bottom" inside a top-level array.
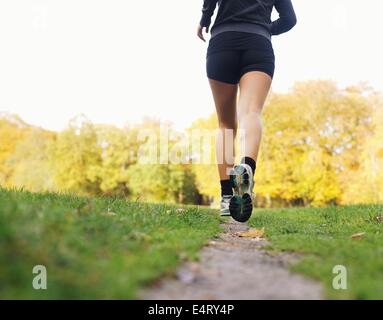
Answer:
[
  {"left": 0, "top": 189, "right": 221, "bottom": 299},
  {"left": 2, "top": 188, "right": 382, "bottom": 300},
  {"left": 250, "top": 205, "right": 383, "bottom": 299}
]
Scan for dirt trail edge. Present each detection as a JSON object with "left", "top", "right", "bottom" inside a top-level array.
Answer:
[{"left": 141, "top": 219, "right": 323, "bottom": 300}]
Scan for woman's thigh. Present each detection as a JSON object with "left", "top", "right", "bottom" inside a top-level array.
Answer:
[
  {"left": 208, "top": 78, "right": 238, "bottom": 127},
  {"left": 238, "top": 71, "right": 272, "bottom": 117}
]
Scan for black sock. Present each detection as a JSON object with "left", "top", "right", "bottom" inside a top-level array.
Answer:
[
  {"left": 241, "top": 156, "right": 256, "bottom": 174},
  {"left": 220, "top": 179, "right": 233, "bottom": 196}
]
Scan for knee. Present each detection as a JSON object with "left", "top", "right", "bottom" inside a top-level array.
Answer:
[
  {"left": 238, "top": 109, "right": 262, "bottom": 123},
  {"left": 217, "top": 118, "right": 237, "bottom": 131}
]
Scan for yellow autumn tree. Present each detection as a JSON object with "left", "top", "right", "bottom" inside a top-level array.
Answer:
[
  {"left": 342, "top": 93, "right": 383, "bottom": 203},
  {"left": 188, "top": 113, "right": 220, "bottom": 202},
  {"left": 5, "top": 128, "right": 55, "bottom": 192},
  {"left": 49, "top": 116, "right": 102, "bottom": 195},
  {"left": 126, "top": 118, "right": 200, "bottom": 204},
  {"left": 0, "top": 114, "right": 32, "bottom": 187}
]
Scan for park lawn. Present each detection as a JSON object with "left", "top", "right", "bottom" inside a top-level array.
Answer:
[
  {"left": 250, "top": 205, "right": 383, "bottom": 299},
  {"left": 0, "top": 189, "right": 221, "bottom": 299}
]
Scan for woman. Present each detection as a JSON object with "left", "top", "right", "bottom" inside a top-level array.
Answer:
[{"left": 197, "top": 0, "right": 297, "bottom": 222}]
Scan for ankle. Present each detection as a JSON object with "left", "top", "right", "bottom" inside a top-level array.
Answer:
[
  {"left": 220, "top": 179, "right": 233, "bottom": 196},
  {"left": 240, "top": 156, "right": 256, "bottom": 174}
]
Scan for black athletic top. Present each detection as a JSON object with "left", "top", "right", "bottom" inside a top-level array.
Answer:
[{"left": 200, "top": 0, "right": 297, "bottom": 40}]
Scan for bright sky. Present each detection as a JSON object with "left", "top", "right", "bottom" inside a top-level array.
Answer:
[{"left": 0, "top": 0, "right": 382, "bottom": 131}]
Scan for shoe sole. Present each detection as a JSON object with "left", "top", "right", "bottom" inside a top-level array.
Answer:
[{"left": 229, "top": 165, "right": 253, "bottom": 223}]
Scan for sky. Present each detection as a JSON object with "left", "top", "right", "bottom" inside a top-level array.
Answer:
[{"left": 0, "top": 0, "right": 382, "bottom": 131}]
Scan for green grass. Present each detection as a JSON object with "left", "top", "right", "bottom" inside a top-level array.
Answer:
[
  {"left": 0, "top": 189, "right": 221, "bottom": 299},
  {"left": 2, "top": 188, "right": 382, "bottom": 300},
  {"left": 250, "top": 205, "right": 383, "bottom": 299}
]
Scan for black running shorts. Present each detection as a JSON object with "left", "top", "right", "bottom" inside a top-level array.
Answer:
[{"left": 206, "top": 31, "right": 275, "bottom": 84}]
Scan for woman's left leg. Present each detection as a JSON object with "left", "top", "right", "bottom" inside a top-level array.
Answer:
[{"left": 208, "top": 78, "right": 238, "bottom": 181}]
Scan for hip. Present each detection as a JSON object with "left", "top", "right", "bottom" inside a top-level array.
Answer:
[{"left": 207, "top": 31, "right": 274, "bottom": 59}]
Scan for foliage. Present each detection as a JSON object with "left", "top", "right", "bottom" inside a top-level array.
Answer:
[
  {"left": 188, "top": 114, "right": 220, "bottom": 199},
  {"left": 49, "top": 117, "right": 102, "bottom": 195},
  {"left": 87, "top": 124, "right": 138, "bottom": 196},
  {"left": 1, "top": 81, "right": 382, "bottom": 207},
  {"left": 0, "top": 114, "right": 30, "bottom": 186},
  {"left": 6, "top": 129, "right": 56, "bottom": 192}
]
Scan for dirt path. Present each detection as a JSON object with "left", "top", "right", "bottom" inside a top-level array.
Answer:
[{"left": 141, "top": 219, "right": 323, "bottom": 300}]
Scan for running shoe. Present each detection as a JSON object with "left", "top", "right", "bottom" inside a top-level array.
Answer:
[
  {"left": 220, "top": 195, "right": 232, "bottom": 216},
  {"left": 229, "top": 163, "right": 254, "bottom": 222}
]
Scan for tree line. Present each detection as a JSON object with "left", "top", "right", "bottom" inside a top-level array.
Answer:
[{"left": 1, "top": 80, "right": 382, "bottom": 207}]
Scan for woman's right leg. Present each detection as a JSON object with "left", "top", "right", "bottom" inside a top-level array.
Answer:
[
  {"left": 237, "top": 71, "right": 272, "bottom": 163},
  {"left": 228, "top": 71, "right": 272, "bottom": 222}
]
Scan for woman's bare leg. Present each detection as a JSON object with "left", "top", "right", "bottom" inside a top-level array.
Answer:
[
  {"left": 226, "top": 71, "right": 272, "bottom": 222},
  {"left": 208, "top": 79, "right": 238, "bottom": 180},
  {"left": 237, "top": 71, "right": 272, "bottom": 162}
]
